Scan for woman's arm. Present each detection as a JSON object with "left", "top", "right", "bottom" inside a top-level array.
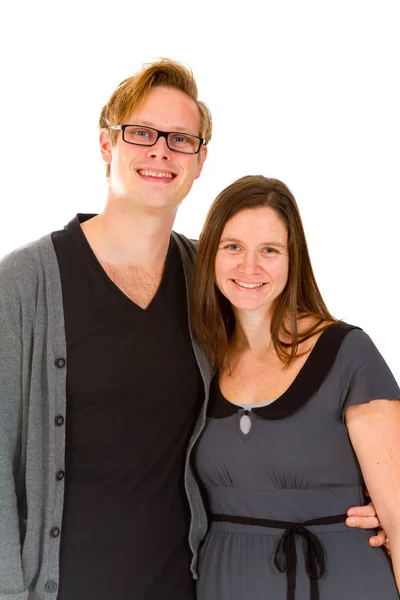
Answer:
[{"left": 346, "top": 398, "right": 400, "bottom": 590}]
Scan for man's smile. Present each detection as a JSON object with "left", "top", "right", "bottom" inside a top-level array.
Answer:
[{"left": 137, "top": 169, "right": 176, "bottom": 181}]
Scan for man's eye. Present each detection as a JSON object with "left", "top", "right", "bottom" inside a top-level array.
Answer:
[
  {"left": 135, "top": 130, "right": 150, "bottom": 137},
  {"left": 173, "top": 135, "right": 188, "bottom": 143}
]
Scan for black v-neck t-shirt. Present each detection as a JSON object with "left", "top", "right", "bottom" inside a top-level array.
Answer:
[{"left": 52, "top": 215, "right": 203, "bottom": 600}]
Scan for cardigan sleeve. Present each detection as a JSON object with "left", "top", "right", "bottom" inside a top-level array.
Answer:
[{"left": 0, "top": 251, "right": 29, "bottom": 598}]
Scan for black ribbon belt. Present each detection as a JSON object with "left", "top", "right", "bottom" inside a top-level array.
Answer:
[{"left": 212, "top": 513, "right": 347, "bottom": 600}]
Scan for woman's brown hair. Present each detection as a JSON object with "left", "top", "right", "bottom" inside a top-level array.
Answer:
[{"left": 192, "top": 175, "right": 336, "bottom": 369}]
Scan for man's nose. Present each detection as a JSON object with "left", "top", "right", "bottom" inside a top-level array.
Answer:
[{"left": 147, "top": 136, "right": 172, "bottom": 160}]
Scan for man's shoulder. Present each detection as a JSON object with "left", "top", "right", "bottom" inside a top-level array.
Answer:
[
  {"left": 171, "top": 232, "right": 198, "bottom": 277},
  {"left": 0, "top": 233, "right": 56, "bottom": 295},
  {"left": 172, "top": 231, "right": 198, "bottom": 254}
]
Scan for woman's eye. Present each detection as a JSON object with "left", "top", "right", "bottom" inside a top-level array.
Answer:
[
  {"left": 226, "top": 244, "right": 240, "bottom": 251},
  {"left": 263, "top": 247, "right": 276, "bottom": 254}
]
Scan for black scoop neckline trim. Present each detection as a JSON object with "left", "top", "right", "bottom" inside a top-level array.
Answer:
[{"left": 207, "top": 322, "right": 360, "bottom": 420}]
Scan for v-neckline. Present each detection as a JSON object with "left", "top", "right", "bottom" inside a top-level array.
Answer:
[
  {"left": 72, "top": 214, "right": 174, "bottom": 314},
  {"left": 207, "top": 322, "right": 359, "bottom": 420}
]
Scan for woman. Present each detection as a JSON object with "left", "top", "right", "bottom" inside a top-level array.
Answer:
[{"left": 190, "top": 176, "right": 400, "bottom": 599}]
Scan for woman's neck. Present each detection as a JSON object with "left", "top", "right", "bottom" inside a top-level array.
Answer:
[{"left": 231, "top": 308, "right": 274, "bottom": 355}]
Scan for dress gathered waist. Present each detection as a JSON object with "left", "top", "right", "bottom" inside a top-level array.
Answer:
[{"left": 212, "top": 512, "right": 347, "bottom": 600}]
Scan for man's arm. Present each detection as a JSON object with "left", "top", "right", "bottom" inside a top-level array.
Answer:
[
  {"left": 0, "top": 272, "right": 28, "bottom": 598},
  {"left": 347, "top": 399, "right": 400, "bottom": 588},
  {"left": 346, "top": 500, "right": 390, "bottom": 552}
]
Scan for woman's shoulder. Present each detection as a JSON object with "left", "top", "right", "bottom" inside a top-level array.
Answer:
[
  {"left": 335, "top": 323, "right": 399, "bottom": 392},
  {"left": 336, "top": 324, "right": 382, "bottom": 361},
  {"left": 292, "top": 318, "right": 368, "bottom": 370},
  {"left": 305, "top": 320, "right": 379, "bottom": 366}
]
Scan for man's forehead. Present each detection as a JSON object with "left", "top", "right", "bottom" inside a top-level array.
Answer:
[{"left": 125, "top": 87, "right": 201, "bottom": 133}]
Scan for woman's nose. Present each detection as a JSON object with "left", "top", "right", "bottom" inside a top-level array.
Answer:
[{"left": 239, "top": 252, "right": 261, "bottom": 274}]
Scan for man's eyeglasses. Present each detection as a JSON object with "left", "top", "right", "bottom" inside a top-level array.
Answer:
[{"left": 108, "top": 125, "right": 205, "bottom": 155}]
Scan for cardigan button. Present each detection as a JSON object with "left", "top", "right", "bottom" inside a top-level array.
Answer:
[
  {"left": 56, "top": 470, "right": 65, "bottom": 481},
  {"left": 50, "top": 527, "right": 60, "bottom": 538},
  {"left": 44, "top": 581, "right": 58, "bottom": 593},
  {"left": 55, "top": 415, "right": 64, "bottom": 426},
  {"left": 55, "top": 358, "right": 66, "bottom": 368}
]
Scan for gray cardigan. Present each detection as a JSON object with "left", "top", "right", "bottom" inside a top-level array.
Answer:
[{"left": 0, "top": 232, "right": 212, "bottom": 600}]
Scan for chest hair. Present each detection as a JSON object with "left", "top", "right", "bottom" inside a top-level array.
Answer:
[{"left": 100, "top": 261, "right": 164, "bottom": 309}]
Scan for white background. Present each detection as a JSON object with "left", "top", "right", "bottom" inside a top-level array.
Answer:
[{"left": 0, "top": 0, "right": 399, "bottom": 380}]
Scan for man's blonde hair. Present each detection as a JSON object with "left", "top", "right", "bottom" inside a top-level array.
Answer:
[{"left": 100, "top": 58, "right": 212, "bottom": 177}]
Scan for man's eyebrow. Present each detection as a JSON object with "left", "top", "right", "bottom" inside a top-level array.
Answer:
[
  {"left": 219, "top": 238, "right": 286, "bottom": 247},
  {"left": 129, "top": 119, "right": 196, "bottom": 133}
]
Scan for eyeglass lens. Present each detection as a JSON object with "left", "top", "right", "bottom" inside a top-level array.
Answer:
[{"left": 123, "top": 126, "right": 201, "bottom": 153}]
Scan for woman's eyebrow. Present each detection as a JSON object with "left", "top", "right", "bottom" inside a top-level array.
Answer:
[{"left": 219, "top": 237, "right": 286, "bottom": 247}]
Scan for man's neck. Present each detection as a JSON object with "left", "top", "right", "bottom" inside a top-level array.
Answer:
[{"left": 81, "top": 199, "right": 177, "bottom": 269}]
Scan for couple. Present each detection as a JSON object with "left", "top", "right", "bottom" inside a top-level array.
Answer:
[{"left": 0, "top": 58, "right": 398, "bottom": 600}]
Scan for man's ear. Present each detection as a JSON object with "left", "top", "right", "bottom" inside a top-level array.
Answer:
[
  {"left": 195, "top": 145, "right": 208, "bottom": 179},
  {"left": 100, "top": 129, "right": 112, "bottom": 165}
]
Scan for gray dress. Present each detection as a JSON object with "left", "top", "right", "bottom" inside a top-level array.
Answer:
[{"left": 194, "top": 324, "right": 400, "bottom": 600}]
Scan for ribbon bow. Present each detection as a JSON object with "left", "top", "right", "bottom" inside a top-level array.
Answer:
[
  {"left": 212, "top": 512, "right": 346, "bottom": 600},
  {"left": 274, "top": 522, "right": 325, "bottom": 600}
]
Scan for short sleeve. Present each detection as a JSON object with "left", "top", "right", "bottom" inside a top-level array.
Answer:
[{"left": 340, "top": 329, "right": 400, "bottom": 421}]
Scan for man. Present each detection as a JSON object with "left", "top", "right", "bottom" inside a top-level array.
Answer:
[{"left": 0, "top": 58, "right": 385, "bottom": 600}]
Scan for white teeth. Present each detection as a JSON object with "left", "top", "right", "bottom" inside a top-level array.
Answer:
[
  {"left": 234, "top": 280, "right": 264, "bottom": 289},
  {"left": 138, "top": 169, "right": 173, "bottom": 178}
]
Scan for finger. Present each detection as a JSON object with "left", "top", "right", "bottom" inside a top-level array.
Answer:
[
  {"left": 368, "top": 529, "right": 387, "bottom": 547},
  {"left": 346, "top": 516, "right": 380, "bottom": 529},
  {"left": 383, "top": 536, "right": 392, "bottom": 556},
  {"left": 383, "top": 538, "right": 392, "bottom": 558},
  {"left": 384, "top": 537, "right": 392, "bottom": 557},
  {"left": 347, "top": 502, "right": 377, "bottom": 518}
]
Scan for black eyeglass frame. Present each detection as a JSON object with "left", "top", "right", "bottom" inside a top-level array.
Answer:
[{"left": 108, "top": 124, "right": 206, "bottom": 155}]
